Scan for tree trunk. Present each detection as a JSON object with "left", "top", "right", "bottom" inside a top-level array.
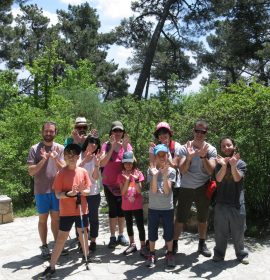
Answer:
[{"left": 133, "top": 0, "right": 177, "bottom": 99}]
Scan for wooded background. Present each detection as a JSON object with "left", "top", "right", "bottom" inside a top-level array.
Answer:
[{"left": 0, "top": 0, "right": 269, "bottom": 234}]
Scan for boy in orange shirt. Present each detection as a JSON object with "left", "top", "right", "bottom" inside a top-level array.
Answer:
[{"left": 40, "top": 144, "right": 92, "bottom": 278}]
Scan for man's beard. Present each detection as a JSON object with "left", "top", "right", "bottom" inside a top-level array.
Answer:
[{"left": 43, "top": 135, "right": 54, "bottom": 142}]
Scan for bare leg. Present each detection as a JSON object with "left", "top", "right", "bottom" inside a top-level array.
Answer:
[
  {"left": 149, "top": 241, "right": 155, "bottom": 252},
  {"left": 38, "top": 213, "right": 49, "bottom": 245},
  {"left": 198, "top": 222, "right": 208, "bottom": 239},
  {"left": 173, "top": 222, "right": 184, "bottom": 240},
  {"left": 50, "top": 231, "right": 69, "bottom": 269},
  {"left": 50, "top": 211, "right": 59, "bottom": 241},
  {"left": 77, "top": 227, "right": 89, "bottom": 257}
]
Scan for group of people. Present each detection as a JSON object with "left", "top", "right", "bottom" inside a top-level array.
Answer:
[{"left": 27, "top": 117, "right": 249, "bottom": 278}]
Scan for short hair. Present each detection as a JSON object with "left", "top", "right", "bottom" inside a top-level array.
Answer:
[
  {"left": 42, "top": 121, "right": 57, "bottom": 132},
  {"left": 194, "top": 119, "right": 208, "bottom": 130},
  {"left": 64, "top": 143, "right": 81, "bottom": 155}
]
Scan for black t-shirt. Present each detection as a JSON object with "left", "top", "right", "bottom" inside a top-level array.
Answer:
[{"left": 215, "top": 159, "right": 247, "bottom": 208}]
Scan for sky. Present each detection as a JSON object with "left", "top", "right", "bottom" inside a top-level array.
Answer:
[{"left": 11, "top": 0, "right": 203, "bottom": 94}]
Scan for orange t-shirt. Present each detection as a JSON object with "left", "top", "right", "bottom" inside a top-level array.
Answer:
[{"left": 53, "top": 167, "right": 91, "bottom": 216}]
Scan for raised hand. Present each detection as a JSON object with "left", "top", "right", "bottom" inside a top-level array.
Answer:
[
  {"left": 186, "top": 141, "right": 196, "bottom": 159},
  {"left": 109, "top": 134, "right": 117, "bottom": 149},
  {"left": 50, "top": 146, "right": 60, "bottom": 159},
  {"left": 122, "top": 133, "right": 130, "bottom": 149},
  {"left": 94, "top": 150, "right": 101, "bottom": 166},
  {"left": 198, "top": 143, "right": 209, "bottom": 158},
  {"left": 229, "top": 153, "right": 240, "bottom": 167},
  {"left": 40, "top": 147, "right": 49, "bottom": 160},
  {"left": 150, "top": 167, "right": 159, "bottom": 176},
  {"left": 122, "top": 170, "right": 131, "bottom": 181},
  {"left": 216, "top": 154, "right": 227, "bottom": 166}
]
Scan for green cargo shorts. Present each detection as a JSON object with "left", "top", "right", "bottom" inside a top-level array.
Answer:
[{"left": 176, "top": 183, "right": 210, "bottom": 223}]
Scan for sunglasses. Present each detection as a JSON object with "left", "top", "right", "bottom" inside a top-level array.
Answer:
[
  {"left": 75, "top": 126, "right": 87, "bottom": 130},
  {"left": 112, "top": 129, "right": 123, "bottom": 133},
  {"left": 194, "top": 129, "right": 207, "bottom": 135}
]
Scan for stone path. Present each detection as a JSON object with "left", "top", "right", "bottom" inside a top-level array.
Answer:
[{"left": 0, "top": 214, "right": 270, "bottom": 280}]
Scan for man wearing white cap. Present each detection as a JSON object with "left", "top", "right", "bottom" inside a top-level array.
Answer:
[{"left": 64, "top": 117, "right": 89, "bottom": 147}]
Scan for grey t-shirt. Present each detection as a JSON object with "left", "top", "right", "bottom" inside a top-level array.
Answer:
[
  {"left": 27, "top": 142, "right": 64, "bottom": 194},
  {"left": 177, "top": 142, "right": 217, "bottom": 189},
  {"left": 147, "top": 167, "right": 176, "bottom": 210},
  {"left": 215, "top": 159, "right": 247, "bottom": 207}
]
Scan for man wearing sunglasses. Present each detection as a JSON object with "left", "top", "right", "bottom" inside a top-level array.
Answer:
[
  {"left": 64, "top": 117, "right": 89, "bottom": 147},
  {"left": 173, "top": 119, "right": 217, "bottom": 257}
]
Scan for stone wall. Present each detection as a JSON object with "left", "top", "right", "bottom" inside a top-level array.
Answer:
[{"left": 0, "top": 195, "right": 14, "bottom": 224}]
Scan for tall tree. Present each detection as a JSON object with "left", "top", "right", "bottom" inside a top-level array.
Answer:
[{"left": 199, "top": 0, "right": 270, "bottom": 86}]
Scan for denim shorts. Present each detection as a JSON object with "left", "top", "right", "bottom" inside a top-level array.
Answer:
[
  {"left": 59, "top": 215, "right": 89, "bottom": 232},
  {"left": 35, "top": 193, "right": 59, "bottom": 214},
  {"left": 148, "top": 208, "right": 174, "bottom": 242}
]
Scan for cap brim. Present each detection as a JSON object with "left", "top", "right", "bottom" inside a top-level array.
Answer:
[{"left": 112, "top": 126, "right": 124, "bottom": 130}]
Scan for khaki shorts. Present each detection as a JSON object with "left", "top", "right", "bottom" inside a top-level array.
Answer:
[{"left": 176, "top": 184, "right": 210, "bottom": 223}]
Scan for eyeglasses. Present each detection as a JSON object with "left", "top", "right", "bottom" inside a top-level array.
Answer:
[
  {"left": 194, "top": 129, "right": 207, "bottom": 135},
  {"left": 112, "top": 129, "right": 123, "bottom": 133},
  {"left": 75, "top": 126, "right": 87, "bottom": 130}
]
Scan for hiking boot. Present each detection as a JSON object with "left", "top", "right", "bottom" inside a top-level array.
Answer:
[
  {"left": 140, "top": 245, "right": 149, "bottom": 258},
  {"left": 39, "top": 266, "right": 55, "bottom": 279},
  {"left": 60, "top": 248, "right": 69, "bottom": 256},
  {"left": 198, "top": 242, "right": 212, "bottom": 257},
  {"left": 165, "top": 252, "right": 176, "bottom": 268},
  {"left": 172, "top": 240, "right": 178, "bottom": 255},
  {"left": 123, "top": 243, "right": 137, "bottom": 255},
  {"left": 89, "top": 241, "right": 97, "bottom": 252},
  {"left": 117, "top": 235, "right": 129, "bottom": 246},
  {"left": 40, "top": 244, "right": 50, "bottom": 260},
  {"left": 146, "top": 253, "right": 156, "bottom": 268},
  {"left": 239, "top": 255, "right": 249, "bottom": 265},
  {"left": 108, "top": 236, "right": 117, "bottom": 249}
]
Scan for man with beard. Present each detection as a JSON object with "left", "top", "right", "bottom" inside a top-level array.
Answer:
[
  {"left": 64, "top": 117, "right": 89, "bottom": 147},
  {"left": 27, "top": 121, "right": 65, "bottom": 259}
]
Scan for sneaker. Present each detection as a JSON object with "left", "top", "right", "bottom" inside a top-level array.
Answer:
[
  {"left": 239, "top": 255, "right": 249, "bottom": 265},
  {"left": 146, "top": 253, "right": 156, "bottom": 268},
  {"left": 140, "top": 245, "right": 149, "bottom": 258},
  {"left": 117, "top": 235, "right": 129, "bottom": 246},
  {"left": 60, "top": 248, "right": 69, "bottom": 256},
  {"left": 89, "top": 241, "right": 97, "bottom": 252},
  {"left": 166, "top": 252, "right": 176, "bottom": 268},
  {"left": 40, "top": 244, "right": 50, "bottom": 260},
  {"left": 39, "top": 266, "right": 55, "bottom": 279},
  {"left": 172, "top": 240, "right": 178, "bottom": 255},
  {"left": 108, "top": 236, "right": 117, "bottom": 249},
  {"left": 123, "top": 243, "right": 137, "bottom": 255},
  {"left": 198, "top": 242, "right": 212, "bottom": 257}
]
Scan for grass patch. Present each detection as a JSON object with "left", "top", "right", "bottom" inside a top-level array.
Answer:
[{"left": 14, "top": 206, "right": 36, "bottom": 217}]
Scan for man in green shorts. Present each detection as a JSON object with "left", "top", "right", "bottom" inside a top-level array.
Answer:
[{"left": 173, "top": 119, "right": 217, "bottom": 257}]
